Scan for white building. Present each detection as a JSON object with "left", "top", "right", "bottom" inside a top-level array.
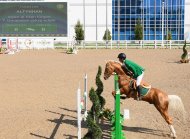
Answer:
[{"left": 68, "top": 0, "right": 112, "bottom": 41}]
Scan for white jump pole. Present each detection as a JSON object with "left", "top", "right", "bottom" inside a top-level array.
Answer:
[
  {"left": 84, "top": 74, "right": 88, "bottom": 121},
  {"left": 77, "top": 87, "right": 81, "bottom": 139},
  {"left": 77, "top": 74, "right": 88, "bottom": 138}
]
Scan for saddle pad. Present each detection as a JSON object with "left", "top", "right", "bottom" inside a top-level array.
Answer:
[
  {"left": 142, "top": 84, "right": 151, "bottom": 89},
  {"left": 139, "top": 86, "right": 151, "bottom": 96}
]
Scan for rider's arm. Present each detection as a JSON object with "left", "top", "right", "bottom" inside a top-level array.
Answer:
[{"left": 121, "top": 64, "right": 134, "bottom": 77}]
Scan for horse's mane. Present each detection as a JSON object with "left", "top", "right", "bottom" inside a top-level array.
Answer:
[
  {"left": 106, "top": 60, "right": 132, "bottom": 81},
  {"left": 106, "top": 60, "right": 122, "bottom": 66}
]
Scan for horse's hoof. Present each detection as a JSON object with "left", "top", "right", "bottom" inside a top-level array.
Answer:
[{"left": 120, "top": 96, "right": 127, "bottom": 99}]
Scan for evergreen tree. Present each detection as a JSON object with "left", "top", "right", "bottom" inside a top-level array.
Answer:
[
  {"left": 165, "top": 31, "right": 172, "bottom": 40},
  {"left": 167, "top": 31, "right": 172, "bottom": 40},
  {"left": 74, "top": 20, "right": 84, "bottom": 45},
  {"left": 83, "top": 88, "right": 102, "bottom": 139},
  {"left": 103, "top": 29, "right": 111, "bottom": 41},
  {"left": 96, "top": 66, "right": 105, "bottom": 117},
  {"left": 181, "top": 40, "right": 188, "bottom": 60},
  {"left": 83, "top": 66, "right": 104, "bottom": 139},
  {"left": 134, "top": 19, "right": 143, "bottom": 40}
]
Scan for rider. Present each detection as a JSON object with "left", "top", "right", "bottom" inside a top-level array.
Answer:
[{"left": 117, "top": 53, "right": 145, "bottom": 100}]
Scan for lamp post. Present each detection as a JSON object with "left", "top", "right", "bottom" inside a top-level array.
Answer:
[
  {"left": 162, "top": 1, "right": 164, "bottom": 47},
  {"left": 117, "top": 0, "right": 120, "bottom": 48},
  {"left": 96, "top": 0, "right": 98, "bottom": 49},
  {"left": 83, "top": 0, "right": 85, "bottom": 48},
  {"left": 106, "top": 0, "right": 108, "bottom": 48}
]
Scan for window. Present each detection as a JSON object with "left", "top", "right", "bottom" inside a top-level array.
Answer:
[{"left": 112, "top": 0, "right": 184, "bottom": 40}]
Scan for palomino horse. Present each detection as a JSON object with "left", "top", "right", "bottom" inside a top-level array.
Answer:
[{"left": 104, "top": 60, "right": 186, "bottom": 138}]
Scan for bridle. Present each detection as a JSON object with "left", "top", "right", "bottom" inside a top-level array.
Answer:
[{"left": 104, "top": 63, "right": 114, "bottom": 79}]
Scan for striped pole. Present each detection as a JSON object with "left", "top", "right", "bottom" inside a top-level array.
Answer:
[
  {"left": 84, "top": 74, "right": 88, "bottom": 121},
  {"left": 77, "top": 74, "right": 88, "bottom": 138},
  {"left": 111, "top": 74, "right": 125, "bottom": 139},
  {"left": 77, "top": 87, "right": 81, "bottom": 139},
  {"left": 115, "top": 75, "right": 121, "bottom": 138}
]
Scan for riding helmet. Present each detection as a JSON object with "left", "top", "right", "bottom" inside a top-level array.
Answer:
[{"left": 117, "top": 53, "right": 126, "bottom": 60}]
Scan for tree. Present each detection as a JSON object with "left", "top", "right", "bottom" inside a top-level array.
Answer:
[
  {"left": 83, "top": 66, "right": 104, "bottom": 139},
  {"left": 74, "top": 20, "right": 84, "bottom": 45},
  {"left": 103, "top": 29, "right": 111, "bottom": 41},
  {"left": 180, "top": 40, "right": 189, "bottom": 63},
  {"left": 165, "top": 31, "right": 172, "bottom": 40},
  {"left": 134, "top": 19, "right": 143, "bottom": 40},
  {"left": 83, "top": 88, "right": 102, "bottom": 139}
]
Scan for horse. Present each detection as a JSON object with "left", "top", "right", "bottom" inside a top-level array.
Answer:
[{"left": 103, "top": 60, "right": 186, "bottom": 138}]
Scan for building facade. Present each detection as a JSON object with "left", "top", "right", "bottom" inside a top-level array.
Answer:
[
  {"left": 112, "top": 0, "right": 185, "bottom": 40},
  {"left": 69, "top": 0, "right": 190, "bottom": 41},
  {"left": 68, "top": 0, "right": 112, "bottom": 41}
]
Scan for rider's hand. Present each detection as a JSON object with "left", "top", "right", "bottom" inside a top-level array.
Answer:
[{"left": 127, "top": 72, "right": 134, "bottom": 78}]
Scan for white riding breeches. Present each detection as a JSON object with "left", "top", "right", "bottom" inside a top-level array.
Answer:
[{"left": 136, "top": 72, "right": 144, "bottom": 86}]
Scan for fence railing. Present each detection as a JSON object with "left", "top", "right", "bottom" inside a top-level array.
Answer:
[{"left": 54, "top": 40, "right": 190, "bottom": 49}]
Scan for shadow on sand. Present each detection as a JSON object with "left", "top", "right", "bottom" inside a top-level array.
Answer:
[
  {"left": 30, "top": 107, "right": 169, "bottom": 139},
  {"left": 123, "top": 125, "right": 170, "bottom": 137},
  {"left": 30, "top": 108, "right": 80, "bottom": 139}
]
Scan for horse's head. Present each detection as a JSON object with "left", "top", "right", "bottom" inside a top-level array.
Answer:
[
  {"left": 104, "top": 60, "right": 122, "bottom": 80},
  {"left": 104, "top": 61, "right": 114, "bottom": 80}
]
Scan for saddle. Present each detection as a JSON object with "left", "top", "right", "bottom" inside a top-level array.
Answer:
[
  {"left": 141, "top": 81, "right": 151, "bottom": 89},
  {"left": 130, "top": 80, "right": 151, "bottom": 97}
]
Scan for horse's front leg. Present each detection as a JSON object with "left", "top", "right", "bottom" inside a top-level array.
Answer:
[
  {"left": 111, "top": 91, "right": 116, "bottom": 100},
  {"left": 120, "top": 87, "right": 128, "bottom": 99},
  {"left": 112, "top": 88, "right": 127, "bottom": 99},
  {"left": 112, "top": 91, "right": 116, "bottom": 98}
]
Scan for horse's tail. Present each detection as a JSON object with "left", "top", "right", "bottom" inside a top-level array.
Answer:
[{"left": 168, "top": 95, "right": 187, "bottom": 123}]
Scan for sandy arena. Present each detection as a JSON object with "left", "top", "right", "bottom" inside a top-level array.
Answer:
[{"left": 0, "top": 49, "right": 190, "bottom": 139}]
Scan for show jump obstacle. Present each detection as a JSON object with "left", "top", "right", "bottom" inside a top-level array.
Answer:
[
  {"left": 77, "top": 74, "right": 125, "bottom": 139},
  {"left": 77, "top": 74, "right": 88, "bottom": 139},
  {"left": 111, "top": 74, "right": 126, "bottom": 139}
]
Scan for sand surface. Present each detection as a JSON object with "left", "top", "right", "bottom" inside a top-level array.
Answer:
[{"left": 0, "top": 49, "right": 189, "bottom": 139}]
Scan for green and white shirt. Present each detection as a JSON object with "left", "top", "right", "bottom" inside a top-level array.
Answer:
[{"left": 123, "top": 59, "right": 145, "bottom": 78}]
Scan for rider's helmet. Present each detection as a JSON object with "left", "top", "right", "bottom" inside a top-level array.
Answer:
[{"left": 117, "top": 53, "right": 126, "bottom": 60}]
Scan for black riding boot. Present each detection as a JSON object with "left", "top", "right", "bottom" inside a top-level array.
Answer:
[{"left": 137, "top": 86, "right": 141, "bottom": 101}]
